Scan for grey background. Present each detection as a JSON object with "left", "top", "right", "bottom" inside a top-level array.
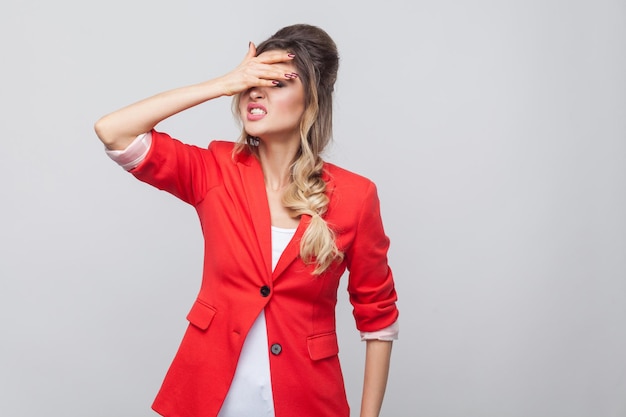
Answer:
[{"left": 1, "top": 0, "right": 625, "bottom": 416}]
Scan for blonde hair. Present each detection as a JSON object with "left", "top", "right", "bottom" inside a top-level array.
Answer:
[{"left": 233, "top": 24, "right": 342, "bottom": 274}]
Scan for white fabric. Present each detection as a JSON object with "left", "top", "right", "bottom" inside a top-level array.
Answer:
[
  {"left": 360, "top": 319, "right": 399, "bottom": 341},
  {"left": 217, "top": 226, "right": 296, "bottom": 417},
  {"left": 104, "top": 132, "right": 152, "bottom": 171},
  {"left": 270, "top": 226, "right": 297, "bottom": 269},
  {"left": 218, "top": 309, "right": 276, "bottom": 417}
]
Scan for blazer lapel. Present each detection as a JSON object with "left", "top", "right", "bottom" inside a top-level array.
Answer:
[
  {"left": 272, "top": 214, "right": 310, "bottom": 279},
  {"left": 237, "top": 155, "right": 272, "bottom": 279}
]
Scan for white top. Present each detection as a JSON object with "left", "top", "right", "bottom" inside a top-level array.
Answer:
[{"left": 217, "top": 226, "right": 295, "bottom": 417}]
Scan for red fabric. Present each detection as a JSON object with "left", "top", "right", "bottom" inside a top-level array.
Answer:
[{"left": 130, "top": 130, "right": 399, "bottom": 417}]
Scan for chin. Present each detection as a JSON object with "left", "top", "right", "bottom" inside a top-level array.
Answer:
[{"left": 243, "top": 128, "right": 264, "bottom": 139}]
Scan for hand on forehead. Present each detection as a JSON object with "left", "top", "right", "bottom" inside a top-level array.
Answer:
[
  {"left": 258, "top": 53, "right": 297, "bottom": 74},
  {"left": 257, "top": 49, "right": 294, "bottom": 65}
]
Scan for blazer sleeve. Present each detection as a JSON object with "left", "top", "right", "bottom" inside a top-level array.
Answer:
[
  {"left": 129, "top": 130, "right": 221, "bottom": 206},
  {"left": 345, "top": 181, "right": 399, "bottom": 332}
]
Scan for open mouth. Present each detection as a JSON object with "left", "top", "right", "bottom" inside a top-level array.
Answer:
[
  {"left": 249, "top": 107, "right": 266, "bottom": 115},
  {"left": 246, "top": 103, "right": 267, "bottom": 121}
]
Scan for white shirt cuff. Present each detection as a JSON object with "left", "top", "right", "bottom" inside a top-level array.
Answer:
[
  {"left": 105, "top": 132, "right": 152, "bottom": 171},
  {"left": 360, "top": 319, "right": 399, "bottom": 341}
]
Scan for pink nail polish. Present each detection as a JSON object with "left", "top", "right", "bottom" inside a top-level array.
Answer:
[
  {"left": 272, "top": 80, "right": 280, "bottom": 85},
  {"left": 288, "top": 53, "right": 295, "bottom": 58}
]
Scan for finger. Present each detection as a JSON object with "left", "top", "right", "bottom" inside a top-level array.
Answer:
[
  {"left": 246, "top": 42, "right": 257, "bottom": 60},
  {"left": 258, "top": 67, "right": 296, "bottom": 83},
  {"left": 256, "top": 49, "right": 295, "bottom": 64}
]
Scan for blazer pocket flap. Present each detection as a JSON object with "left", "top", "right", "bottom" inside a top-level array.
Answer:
[
  {"left": 186, "top": 300, "right": 216, "bottom": 330},
  {"left": 307, "top": 331, "right": 339, "bottom": 361}
]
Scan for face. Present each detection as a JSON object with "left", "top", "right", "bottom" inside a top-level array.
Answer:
[{"left": 238, "top": 60, "right": 306, "bottom": 144}]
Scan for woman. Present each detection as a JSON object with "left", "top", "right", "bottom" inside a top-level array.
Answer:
[{"left": 95, "top": 24, "right": 398, "bottom": 417}]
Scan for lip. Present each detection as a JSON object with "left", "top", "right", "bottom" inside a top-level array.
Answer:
[{"left": 246, "top": 103, "right": 267, "bottom": 121}]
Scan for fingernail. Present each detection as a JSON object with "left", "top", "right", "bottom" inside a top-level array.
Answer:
[
  {"left": 291, "top": 73, "right": 299, "bottom": 78},
  {"left": 272, "top": 80, "right": 280, "bottom": 85},
  {"left": 285, "top": 73, "right": 294, "bottom": 79},
  {"left": 288, "top": 53, "right": 295, "bottom": 58}
]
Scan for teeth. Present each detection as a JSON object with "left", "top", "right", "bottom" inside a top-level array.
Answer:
[{"left": 250, "top": 108, "right": 266, "bottom": 115}]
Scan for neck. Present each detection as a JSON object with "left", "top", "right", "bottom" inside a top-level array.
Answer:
[{"left": 258, "top": 139, "right": 300, "bottom": 191}]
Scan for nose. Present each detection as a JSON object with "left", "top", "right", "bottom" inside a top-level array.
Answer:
[{"left": 248, "top": 86, "right": 265, "bottom": 100}]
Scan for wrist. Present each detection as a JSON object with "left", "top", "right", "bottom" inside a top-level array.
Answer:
[{"left": 213, "top": 76, "right": 236, "bottom": 97}]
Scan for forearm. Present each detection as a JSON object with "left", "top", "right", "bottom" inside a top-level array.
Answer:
[
  {"left": 94, "top": 43, "right": 295, "bottom": 151},
  {"left": 94, "top": 77, "right": 230, "bottom": 150},
  {"left": 360, "top": 340, "right": 393, "bottom": 417}
]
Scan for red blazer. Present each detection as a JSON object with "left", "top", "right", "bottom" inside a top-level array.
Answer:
[{"left": 130, "top": 130, "right": 399, "bottom": 417}]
